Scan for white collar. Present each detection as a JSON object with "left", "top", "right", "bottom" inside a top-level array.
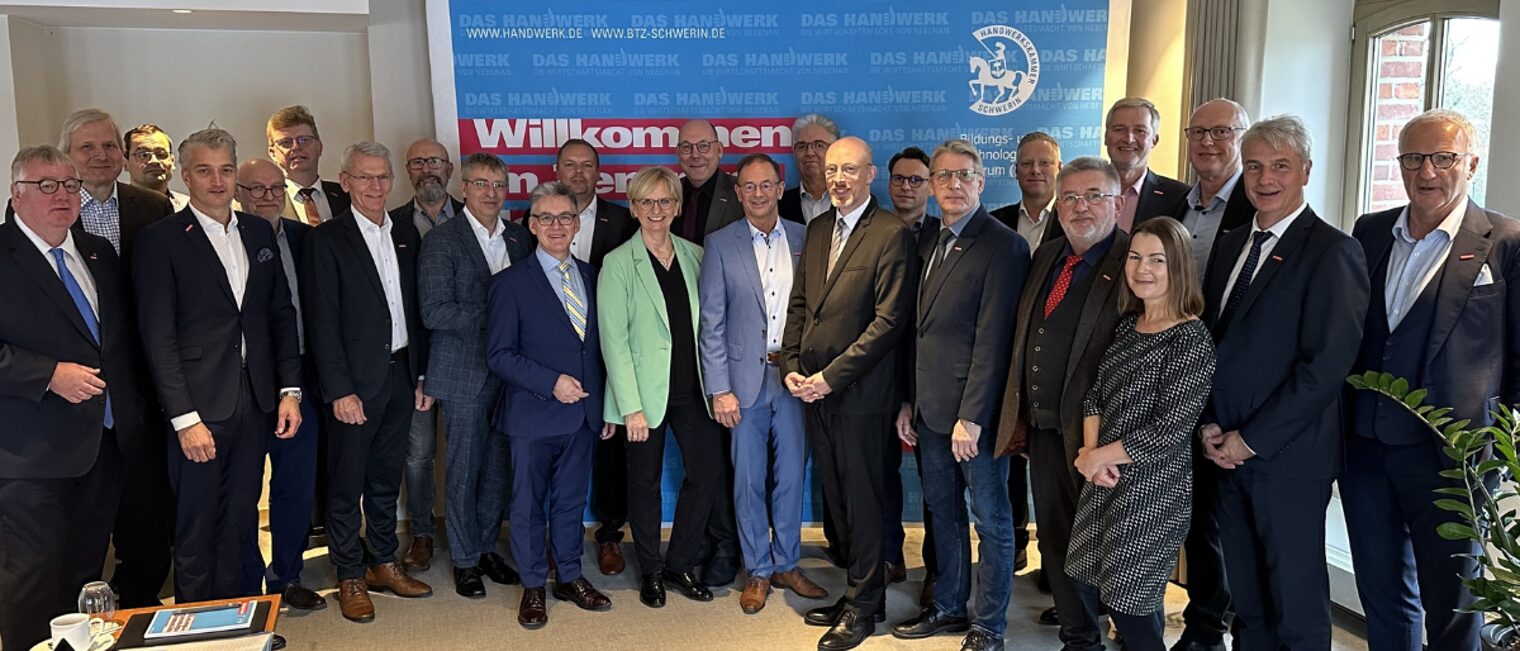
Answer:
[
  {"left": 1392, "top": 198, "right": 1466, "bottom": 244},
  {"left": 190, "top": 203, "right": 239, "bottom": 233},
  {"left": 463, "top": 206, "right": 501, "bottom": 239},
  {"left": 354, "top": 208, "right": 391, "bottom": 232},
  {"left": 15, "top": 214, "right": 82, "bottom": 262},
  {"left": 1252, "top": 202, "right": 1310, "bottom": 239},
  {"left": 835, "top": 199, "right": 871, "bottom": 230}
]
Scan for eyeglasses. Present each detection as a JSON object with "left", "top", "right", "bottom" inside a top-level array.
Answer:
[
  {"left": 406, "top": 157, "right": 448, "bottom": 171},
  {"left": 15, "top": 178, "right": 83, "bottom": 194},
  {"left": 344, "top": 173, "right": 393, "bottom": 186},
  {"left": 531, "top": 212, "right": 577, "bottom": 226},
  {"left": 271, "top": 135, "right": 319, "bottom": 151},
  {"left": 237, "top": 183, "right": 286, "bottom": 199},
  {"left": 557, "top": 160, "right": 596, "bottom": 172},
  {"left": 889, "top": 174, "right": 926, "bottom": 189},
  {"left": 1397, "top": 151, "right": 1468, "bottom": 171},
  {"left": 931, "top": 169, "right": 979, "bottom": 185},
  {"left": 823, "top": 164, "right": 866, "bottom": 180},
  {"left": 130, "top": 149, "right": 172, "bottom": 163},
  {"left": 740, "top": 181, "right": 777, "bottom": 194},
  {"left": 463, "top": 179, "right": 508, "bottom": 191},
  {"left": 793, "top": 140, "right": 832, "bottom": 153},
  {"left": 1015, "top": 160, "right": 1057, "bottom": 170},
  {"left": 635, "top": 197, "right": 678, "bottom": 211},
  {"left": 678, "top": 140, "right": 719, "bottom": 155},
  {"left": 1058, "top": 191, "right": 1117, "bottom": 207},
  {"left": 1184, "top": 126, "right": 1247, "bottom": 141}
]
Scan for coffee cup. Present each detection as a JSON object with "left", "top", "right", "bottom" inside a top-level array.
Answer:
[{"left": 48, "top": 613, "right": 101, "bottom": 650}]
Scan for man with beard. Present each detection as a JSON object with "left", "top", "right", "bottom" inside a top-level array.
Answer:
[
  {"left": 124, "top": 124, "right": 189, "bottom": 210},
  {"left": 781, "top": 114, "right": 840, "bottom": 224},
  {"left": 392, "top": 138, "right": 464, "bottom": 238}
]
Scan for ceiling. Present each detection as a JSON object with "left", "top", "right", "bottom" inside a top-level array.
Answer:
[{"left": 0, "top": 1, "right": 369, "bottom": 32}]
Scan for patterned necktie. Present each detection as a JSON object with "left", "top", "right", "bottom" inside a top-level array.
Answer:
[
  {"left": 50, "top": 248, "right": 112, "bottom": 429},
  {"left": 827, "top": 217, "right": 848, "bottom": 276},
  {"left": 1218, "top": 231, "right": 1272, "bottom": 333},
  {"left": 558, "top": 259, "right": 587, "bottom": 340},
  {"left": 1043, "top": 254, "right": 1083, "bottom": 318},
  {"left": 296, "top": 187, "right": 320, "bottom": 226}
]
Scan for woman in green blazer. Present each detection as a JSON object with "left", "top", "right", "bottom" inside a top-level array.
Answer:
[{"left": 598, "top": 166, "right": 733, "bottom": 608}]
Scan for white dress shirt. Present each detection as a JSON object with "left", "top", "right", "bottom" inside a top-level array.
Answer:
[
  {"left": 1385, "top": 199, "right": 1466, "bottom": 329},
  {"left": 355, "top": 209, "right": 410, "bottom": 351},
  {"left": 169, "top": 190, "right": 191, "bottom": 212},
  {"left": 15, "top": 216, "right": 98, "bottom": 315},
  {"left": 1017, "top": 198, "right": 1055, "bottom": 253},
  {"left": 464, "top": 207, "right": 512, "bottom": 274},
  {"left": 1218, "top": 202, "right": 1311, "bottom": 315},
  {"left": 749, "top": 219, "right": 793, "bottom": 353},
  {"left": 286, "top": 178, "right": 335, "bottom": 224},
  {"left": 171, "top": 205, "right": 259, "bottom": 431},
  {"left": 570, "top": 197, "right": 598, "bottom": 262},
  {"left": 799, "top": 186, "right": 832, "bottom": 224}
]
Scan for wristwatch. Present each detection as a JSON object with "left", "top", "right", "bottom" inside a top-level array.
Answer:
[{"left": 280, "top": 388, "right": 303, "bottom": 403}]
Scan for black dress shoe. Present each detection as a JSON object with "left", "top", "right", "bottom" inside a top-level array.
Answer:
[
  {"left": 960, "top": 629, "right": 1004, "bottom": 651},
  {"left": 818, "top": 606, "right": 875, "bottom": 651},
  {"left": 805, "top": 600, "right": 887, "bottom": 627},
  {"left": 454, "top": 567, "right": 486, "bottom": 599},
  {"left": 271, "top": 634, "right": 287, "bottom": 650},
  {"left": 703, "top": 554, "right": 739, "bottom": 587},
  {"left": 1170, "top": 640, "right": 1227, "bottom": 651},
  {"left": 663, "top": 570, "right": 714, "bottom": 601},
  {"left": 279, "top": 583, "right": 327, "bottom": 611},
  {"left": 884, "top": 561, "right": 907, "bottom": 585},
  {"left": 891, "top": 608, "right": 972, "bottom": 640},
  {"left": 518, "top": 587, "right": 547, "bottom": 629},
  {"left": 480, "top": 552, "right": 521, "bottom": 585},
  {"left": 1038, "top": 606, "right": 1060, "bottom": 626},
  {"left": 639, "top": 573, "right": 666, "bottom": 608}
]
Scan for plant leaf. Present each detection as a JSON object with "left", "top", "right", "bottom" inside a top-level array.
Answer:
[
  {"left": 1434, "top": 499, "right": 1474, "bottom": 519},
  {"left": 1437, "top": 522, "right": 1477, "bottom": 541},
  {"left": 1403, "top": 388, "right": 1428, "bottom": 407}
]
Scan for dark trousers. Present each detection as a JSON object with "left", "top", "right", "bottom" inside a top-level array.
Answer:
[
  {"left": 1180, "top": 437, "right": 1233, "bottom": 644},
  {"left": 510, "top": 426, "right": 595, "bottom": 588},
  {"left": 0, "top": 432, "right": 122, "bottom": 651},
  {"left": 627, "top": 399, "right": 730, "bottom": 575},
  {"left": 169, "top": 374, "right": 270, "bottom": 602},
  {"left": 1028, "top": 427, "right": 1104, "bottom": 650},
  {"left": 809, "top": 407, "right": 891, "bottom": 615},
  {"left": 1341, "top": 434, "right": 1485, "bottom": 651},
  {"left": 1101, "top": 594, "right": 1167, "bottom": 651},
  {"left": 442, "top": 392, "right": 511, "bottom": 568},
  {"left": 911, "top": 443, "right": 938, "bottom": 572},
  {"left": 592, "top": 425, "right": 628, "bottom": 544},
  {"left": 110, "top": 420, "right": 173, "bottom": 608},
  {"left": 1008, "top": 454, "right": 1030, "bottom": 553},
  {"left": 241, "top": 391, "right": 319, "bottom": 595},
  {"left": 919, "top": 420, "right": 1014, "bottom": 637},
  {"left": 326, "top": 358, "right": 413, "bottom": 581},
  {"left": 828, "top": 428, "right": 904, "bottom": 567},
  {"left": 1217, "top": 465, "right": 1333, "bottom": 651}
]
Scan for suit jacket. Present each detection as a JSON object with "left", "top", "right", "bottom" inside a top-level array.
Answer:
[
  {"left": 897, "top": 216, "right": 941, "bottom": 405},
  {"left": 780, "top": 197, "right": 915, "bottom": 415},
  {"left": 302, "top": 210, "right": 427, "bottom": 404},
  {"left": 995, "top": 228, "right": 1130, "bottom": 458},
  {"left": 1349, "top": 202, "right": 1520, "bottom": 437},
  {"left": 4, "top": 183, "right": 174, "bottom": 259},
  {"left": 1028, "top": 170, "right": 1190, "bottom": 243},
  {"left": 779, "top": 186, "right": 806, "bottom": 224},
  {"left": 1171, "top": 175, "right": 1257, "bottom": 271},
  {"left": 599, "top": 235, "right": 705, "bottom": 426},
  {"left": 1202, "top": 206, "right": 1370, "bottom": 479},
  {"left": 485, "top": 253, "right": 604, "bottom": 437},
  {"left": 680, "top": 173, "right": 745, "bottom": 241},
  {"left": 698, "top": 217, "right": 807, "bottom": 408},
  {"left": 418, "top": 211, "right": 534, "bottom": 403},
  {"left": 585, "top": 197, "right": 638, "bottom": 267},
  {"left": 134, "top": 208, "right": 302, "bottom": 424},
  {"left": 913, "top": 207, "right": 1029, "bottom": 433},
  {"left": 281, "top": 179, "right": 351, "bottom": 224},
  {"left": 388, "top": 196, "right": 466, "bottom": 237},
  {"left": 0, "top": 221, "right": 144, "bottom": 478}
]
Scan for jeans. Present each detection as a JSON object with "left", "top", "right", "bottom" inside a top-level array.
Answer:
[{"left": 918, "top": 418, "right": 1014, "bottom": 638}]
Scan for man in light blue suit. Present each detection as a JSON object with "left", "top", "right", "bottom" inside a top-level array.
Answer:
[{"left": 698, "top": 154, "right": 829, "bottom": 614}]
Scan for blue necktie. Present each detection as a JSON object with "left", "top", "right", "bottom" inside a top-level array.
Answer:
[
  {"left": 50, "top": 248, "right": 112, "bottom": 429},
  {"left": 1217, "top": 231, "right": 1272, "bottom": 335}
]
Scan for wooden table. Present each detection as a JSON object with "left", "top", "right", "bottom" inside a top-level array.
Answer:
[{"left": 109, "top": 594, "right": 282, "bottom": 640}]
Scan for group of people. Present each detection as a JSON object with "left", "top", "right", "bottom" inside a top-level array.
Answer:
[{"left": 0, "top": 93, "right": 1511, "bottom": 651}]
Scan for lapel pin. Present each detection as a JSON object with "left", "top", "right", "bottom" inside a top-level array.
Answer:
[
  {"left": 88, "top": 253, "right": 98, "bottom": 260},
  {"left": 1152, "top": 189, "right": 1165, "bottom": 195},
  {"left": 1102, "top": 273, "right": 1112, "bottom": 281},
  {"left": 184, "top": 224, "right": 194, "bottom": 232},
  {"left": 1270, "top": 255, "right": 1283, "bottom": 262},
  {"left": 952, "top": 246, "right": 963, "bottom": 252},
  {"left": 398, "top": 243, "right": 408, "bottom": 249},
  {"left": 1459, "top": 253, "right": 1475, "bottom": 261}
]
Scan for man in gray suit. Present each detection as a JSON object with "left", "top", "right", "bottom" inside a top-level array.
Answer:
[
  {"left": 673, "top": 119, "right": 745, "bottom": 242},
  {"left": 418, "top": 153, "right": 534, "bottom": 599}
]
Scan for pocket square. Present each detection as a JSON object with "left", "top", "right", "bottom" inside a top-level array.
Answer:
[
  {"left": 257, "top": 248, "right": 274, "bottom": 263},
  {"left": 1475, "top": 263, "right": 1494, "bottom": 287}
]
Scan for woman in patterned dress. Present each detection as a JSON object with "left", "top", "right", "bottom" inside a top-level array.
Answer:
[{"left": 1065, "top": 217, "right": 1216, "bottom": 651}]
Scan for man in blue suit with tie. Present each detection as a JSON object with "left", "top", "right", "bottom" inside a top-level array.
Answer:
[
  {"left": 1343, "top": 108, "right": 1520, "bottom": 651},
  {"left": 486, "top": 180, "right": 615, "bottom": 629}
]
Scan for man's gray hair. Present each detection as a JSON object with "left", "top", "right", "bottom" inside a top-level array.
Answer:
[
  {"left": 57, "top": 108, "right": 121, "bottom": 151},
  {"left": 1106, "top": 97, "right": 1161, "bottom": 133},
  {"left": 461, "top": 152, "right": 507, "bottom": 178},
  {"left": 178, "top": 128, "right": 238, "bottom": 165},
  {"left": 1241, "top": 115, "right": 1314, "bottom": 164},
  {"left": 528, "top": 180, "right": 577, "bottom": 212},
  {"left": 792, "top": 113, "right": 840, "bottom": 139},
  {"left": 11, "top": 145, "right": 77, "bottom": 183},
  {"left": 342, "top": 141, "right": 392, "bottom": 173},
  {"left": 930, "top": 139, "right": 985, "bottom": 176},
  {"left": 1016, "top": 131, "right": 1062, "bottom": 160},
  {"left": 1056, "top": 156, "right": 1121, "bottom": 193},
  {"left": 1401, "top": 109, "right": 1478, "bottom": 150}
]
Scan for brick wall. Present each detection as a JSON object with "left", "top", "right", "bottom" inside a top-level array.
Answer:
[{"left": 1368, "top": 23, "right": 1429, "bottom": 213}]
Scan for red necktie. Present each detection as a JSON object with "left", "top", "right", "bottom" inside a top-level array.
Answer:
[{"left": 1043, "top": 254, "right": 1083, "bottom": 318}]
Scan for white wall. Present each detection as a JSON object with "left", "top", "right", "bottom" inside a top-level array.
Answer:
[
  {"left": 1126, "top": 0, "right": 1188, "bottom": 178},
  {"left": 1485, "top": 0, "right": 1520, "bottom": 215}
]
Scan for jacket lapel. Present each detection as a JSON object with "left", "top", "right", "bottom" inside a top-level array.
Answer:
[
  {"left": 1230, "top": 207, "right": 1318, "bottom": 321},
  {"left": 1063, "top": 231, "right": 1127, "bottom": 389},
  {"left": 4, "top": 223, "right": 96, "bottom": 345},
  {"left": 630, "top": 243, "right": 670, "bottom": 332},
  {"left": 1425, "top": 202, "right": 1493, "bottom": 366},
  {"left": 181, "top": 212, "right": 239, "bottom": 307},
  {"left": 530, "top": 256, "right": 579, "bottom": 338},
  {"left": 919, "top": 207, "right": 987, "bottom": 322},
  {"left": 734, "top": 222, "right": 768, "bottom": 312},
  {"left": 454, "top": 214, "right": 491, "bottom": 278},
  {"left": 819, "top": 199, "right": 877, "bottom": 306},
  {"left": 341, "top": 215, "right": 387, "bottom": 303}
]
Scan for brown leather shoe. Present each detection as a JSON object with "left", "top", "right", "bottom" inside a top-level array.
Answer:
[
  {"left": 772, "top": 568, "right": 829, "bottom": 599},
  {"left": 740, "top": 576, "right": 771, "bottom": 614},
  {"left": 336, "top": 579, "right": 375, "bottom": 623},
  {"left": 402, "top": 535, "right": 433, "bottom": 572},
  {"left": 598, "top": 541, "right": 625, "bottom": 575},
  {"left": 518, "top": 587, "right": 547, "bottom": 629},
  {"left": 366, "top": 561, "right": 433, "bottom": 598},
  {"left": 551, "top": 576, "right": 612, "bottom": 611}
]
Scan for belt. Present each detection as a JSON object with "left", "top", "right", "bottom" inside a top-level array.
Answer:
[{"left": 764, "top": 351, "right": 782, "bottom": 366}]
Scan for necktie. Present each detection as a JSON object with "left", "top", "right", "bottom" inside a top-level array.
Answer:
[
  {"left": 1218, "top": 231, "right": 1273, "bottom": 333},
  {"left": 297, "top": 187, "right": 320, "bottom": 226},
  {"left": 50, "top": 248, "right": 112, "bottom": 429},
  {"left": 923, "top": 229, "right": 955, "bottom": 296},
  {"left": 1043, "top": 254, "right": 1083, "bottom": 318},
  {"left": 558, "top": 260, "right": 587, "bottom": 340},
  {"left": 827, "top": 218, "right": 848, "bottom": 276}
]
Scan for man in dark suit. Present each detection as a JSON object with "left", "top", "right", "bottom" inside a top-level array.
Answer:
[
  {"left": 396, "top": 138, "right": 464, "bottom": 237},
  {"left": 1105, "top": 97, "right": 1190, "bottom": 234},
  {"left": 1343, "top": 109, "right": 1520, "bottom": 651},
  {"left": 996, "top": 157, "right": 1131, "bottom": 650},
  {"left": 52, "top": 108, "right": 176, "bottom": 259},
  {"left": 891, "top": 140, "right": 1027, "bottom": 651},
  {"left": 780, "top": 113, "right": 840, "bottom": 224},
  {"left": 485, "top": 181, "right": 615, "bottom": 629},
  {"left": 555, "top": 138, "right": 639, "bottom": 575},
  {"left": 673, "top": 119, "right": 745, "bottom": 241},
  {"left": 1199, "top": 116, "right": 1370, "bottom": 650},
  {"left": 303, "top": 141, "right": 434, "bottom": 622},
  {"left": 991, "top": 132, "right": 1063, "bottom": 253},
  {"left": 267, "top": 105, "right": 351, "bottom": 226},
  {"left": 134, "top": 129, "right": 304, "bottom": 602},
  {"left": 420, "top": 153, "right": 534, "bottom": 598},
  {"left": 781, "top": 136, "right": 915, "bottom": 651},
  {"left": 233, "top": 159, "right": 326, "bottom": 612},
  {"left": 1169, "top": 97, "right": 1255, "bottom": 651},
  {"left": 0, "top": 146, "right": 143, "bottom": 651}
]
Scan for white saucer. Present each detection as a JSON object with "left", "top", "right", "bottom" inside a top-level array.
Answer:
[{"left": 30, "top": 631, "right": 115, "bottom": 651}]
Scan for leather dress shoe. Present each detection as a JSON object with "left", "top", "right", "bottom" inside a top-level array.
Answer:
[
  {"left": 336, "top": 579, "right": 374, "bottom": 623},
  {"left": 740, "top": 576, "right": 771, "bottom": 614},
  {"left": 703, "top": 554, "right": 740, "bottom": 587},
  {"left": 960, "top": 629, "right": 1004, "bottom": 651},
  {"left": 818, "top": 606, "right": 875, "bottom": 650},
  {"left": 639, "top": 573, "right": 667, "bottom": 608},
  {"left": 271, "top": 634, "right": 287, "bottom": 650},
  {"left": 884, "top": 561, "right": 907, "bottom": 585},
  {"left": 1038, "top": 606, "right": 1060, "bottom": 626},
  {"left": 919, "top": 572, "right": 939, "bottom": 608},
  {"left": 454, "top": 567, "right": 486, "bottom": 598},
  {"left": 663, "top": 570, "right": 714, "bottom": 601},
  {"left": 891, "top": 607, "right": 972, "bottom": 639},
  {"left": 402, "top": 535, "right": 433, "bottom": 572},
  {"left": 279, "top": 583, "right": 326, "bottom": 611},
  {"left": 1170, "top": 640, "right": 1227, "bottom": 651},
  {"left": 598, "top": 542, "right": 625, "bottom": 575},
  {"left": 480, "top": 552, "right": 521, "bottom": 585},
  {"left": 805, "top": 600, "right": 886, "bottom": 627},
  {"left": 772, "top": 568, "right": 828, "bottom": 599},
  {"left": 365, "top": 561, "right": 433, "bottom": 598},
  {"left": 518, "top": 587, "right": 547, "bottom": 629},
  {"left": 552, "top": 576, "right": 612, "bottom": 611}
]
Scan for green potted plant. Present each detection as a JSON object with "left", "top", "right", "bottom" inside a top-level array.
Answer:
[{"left": 1347, "top": 371, "right": 1520, "bottom": 651}]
